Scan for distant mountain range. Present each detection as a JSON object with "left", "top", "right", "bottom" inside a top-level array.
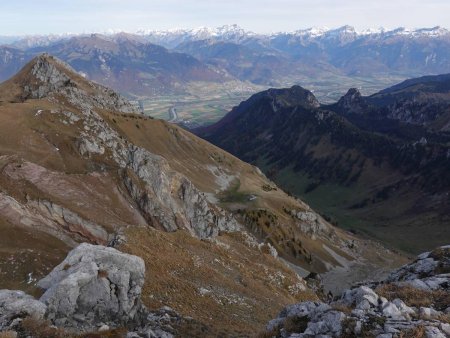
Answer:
[
  {"left": 3, "top": 25, "right": 450, "bottom": 49},
  {"left": 197, "top": 73, "right": 450, "bottom": 254},
  {"left": 173, "top": 25, "right": 450, "bottom": 87},
  {"left": 2, "top": 25, "right": 450, "bottom": 105},
  {"left": 0, "top": 34, "right": 232, "bottom": 97}
]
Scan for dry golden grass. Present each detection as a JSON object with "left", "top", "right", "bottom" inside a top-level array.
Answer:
[
  {"left": 120, "top": 227, "right": 317, "bottom": 336},
  {"left": 97, "top": 269, "right": 109, "bottom": 279},
  {"left": 0, "top": 220, "right": 69, "bottom": 297},
  {"left": 376, "top": 283, "right": 450, "bottom": 311},
  {"left": 438, "top": 313, "right": 450, "bottom": 324},
  {"left": 21, "top": 317, "right": 69, "bottom": 338},
  {"left": 0, "top": 332, "right": 18, "bottom": 338},
  {"left": 331, "top": 303, "right": 353, "bottom": 315},
  {"left": 398, "top": 325, "right": 426, "bottom": 338},
  {"left": 21, "top": 317, "right": 127, "bottom": 338},
  {"left": 255, "top": 330, "right": 279, "bottom": 338}
]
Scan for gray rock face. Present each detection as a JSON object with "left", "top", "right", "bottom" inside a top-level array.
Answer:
[
  {"left": 266, "top": 286, "right": 446, "bottom": 337},
  {"left": 340, "top": 286, "right": 380, "bottom": 309},
  {"left": 73, "top": 103, "right": 239, "bottom": 238},
  {"left": 23, "top": 54, "right": 73, "bottom": 99},
  {"left": 263, "top": 246, "right": 450, "bottom": 338},
  {"left": 127, "top": 307, "right": 184, "bottom": 338},
  {"left": 267, "top": 301, "right": 345, "bottom": 338},
  {"left": 0, "top": 290, "right": 47, "bottom": 331},
  {"left": 23, "top": 54, "right": 139, "bottom": 114},
  {"left": 288, "top": 209, "right": 335, "bottom": 240},
  {"left": 387, "top": 245, "right": 450, "bottom": 288},
  {"left": 37, "top": 243, "right": 145, "bottom": 330},
  {"left": 123, "top": 146, "right": 239, "bottom": 238},
  {"left": 17, "top": 54, "right": 241, "bottom": 241},
  {"left": 386, "top": 245, "right": 450, "bottom": 291}
]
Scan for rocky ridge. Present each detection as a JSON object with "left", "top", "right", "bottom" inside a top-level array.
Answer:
[
  {"left": 73, "top": 93, "right": 240, "bottom": 238},
  {"left": 3, "top": 54, "right": 240, "bottom": 242},
  {"left": 263, "top": 246, "right": 450, "bottom": 338},
  {"left": 21, "top": 54, "right": 139, "bottom": 114},
  {"left": 1, "top": 244, "right": 447, "bottom": 338}
]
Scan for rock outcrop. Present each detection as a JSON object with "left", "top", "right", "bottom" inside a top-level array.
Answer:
[
  {"left": 37, "top": 243, "right": 145, "bottom": 330},
  {"left": 0, "top": 244, "right": 180, "bottom": 337},
  {"left": 3, "top": 54, "right": 241, "bottom": 242},
  {"left": 336, "top": 87, "right": 369, "bottom": 114},
  {"left": 288, "top": 209, "right": 335, "bottom": 240},
  {"left": 386, "top": 245, "right": 450, "bottom": 291},
  {"left": 69, "top": 92, "right": 239, "bottom": 238},
  {"left": 263, "top": 245, "right": 450, "bottom": 338},
  {"left": 22, "top": 54, "right": 139, "bottom": 114},
  {"left": 0, "top": 290, "right": 47, "bottom": 332}
]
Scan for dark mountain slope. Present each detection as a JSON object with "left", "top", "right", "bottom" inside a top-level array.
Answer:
[
  {"left": 198, "top": 82, "right": 450, "bottom": 253},
  {"left": 377, "top": 73, "right": 450, "bottom": 94},
  {"left": 328, "top": 74, "right": 450, "bottom": 133}
]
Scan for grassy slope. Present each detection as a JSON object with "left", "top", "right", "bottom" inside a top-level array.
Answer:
[
  {"left": 121, "top": 228, "right": 317, "bottom": 336},
  {"left": 272, "top": 165, "right": 450, "bottom": 254},
  {"left": 99, "top": 110, "right": 382, "bottom": 273}
]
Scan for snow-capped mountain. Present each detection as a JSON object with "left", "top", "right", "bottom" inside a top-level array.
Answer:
[
  {"left": 3, "top": 24, "right": 449, "bottom": 50},
  {"left": 136, "top": 24, "right": 258, "bottom": 48},
  {"left": 137, "top": 24, "right": 450, "bottom": 48},
  {"left": 2, "top": 24, "right": 450, "bottom": 98}
]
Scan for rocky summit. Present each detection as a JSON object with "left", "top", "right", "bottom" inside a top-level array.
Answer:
[{"left": 0, "top": 53, "right": 239, "bottom": 244}]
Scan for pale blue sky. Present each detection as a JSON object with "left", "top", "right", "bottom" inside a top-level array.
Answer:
[{"left": 1, "top": 0, "right": 449, "bottom": 35}]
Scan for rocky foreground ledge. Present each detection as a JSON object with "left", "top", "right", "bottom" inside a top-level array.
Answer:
[
  {"left": 262, "top": 246, "right": 450, "bottom": 338},
  {"left": 0, "top": 243, "right": 184, "bottom": 337},
  {"left": 1, "top": 245, "right": 449, "bottom": 338}
]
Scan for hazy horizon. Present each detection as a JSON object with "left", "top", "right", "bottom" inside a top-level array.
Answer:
[{"left": 1, "top": 0, "right": 449, "bottom": 36}]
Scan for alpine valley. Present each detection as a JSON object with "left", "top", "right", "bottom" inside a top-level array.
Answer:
[
  {"left": 197, "top": 76, "right": 450, "bottom": 254},
  {"left": 0, "top": 23, "right": 449, "bottom": 338}
]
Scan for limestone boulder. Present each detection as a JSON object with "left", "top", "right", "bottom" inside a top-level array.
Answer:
[{"left": 37, "top": 243, "right": 145, "bottom": 330}]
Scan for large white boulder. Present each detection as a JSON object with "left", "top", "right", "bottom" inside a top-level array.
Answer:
[{"left": 37, "top": 243, "right": 145, "bottom": 329}]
